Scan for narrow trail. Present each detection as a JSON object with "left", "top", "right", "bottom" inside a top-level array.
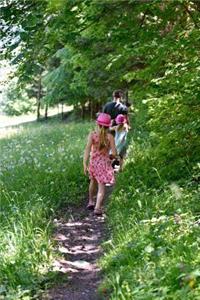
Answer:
[{"left": 43, "top": 187, "right": 113, "bottom": 300}]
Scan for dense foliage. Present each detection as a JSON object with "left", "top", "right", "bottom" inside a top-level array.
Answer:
[
  {"left": 0, "top": 0, "right": 199, "bottom": 298},
  {"left": 1, "top": 0, "right": 199, "bottom": 159},
  {"left": 1, "top": 1, "right": 199, "bottom": 113},
  {"left": 100, "top": 104, "right": 200, "bottom": 300},
  {"left": 1, "top": 80, "right": 35, "bottom": 115}
]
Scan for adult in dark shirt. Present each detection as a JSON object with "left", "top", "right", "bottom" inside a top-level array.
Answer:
[{"left": 103, "top": 90, "right": 129, "bottom": 125}]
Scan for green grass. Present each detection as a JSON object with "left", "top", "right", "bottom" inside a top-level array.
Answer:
[
  {"left": 0, "top": 118, "right": 91, "bottom": 299},
  {"left": 1, "top": 112, "right": 199, "bottom": 299},
  {"left": 99, "top": 116, "right": 200, "bottom": 299}
]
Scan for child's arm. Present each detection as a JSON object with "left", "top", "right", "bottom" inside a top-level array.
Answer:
[
  {"left": 124, "top": 123, "right": 130, "bottom": 131},
  {"left": 108, "top": 133, "right": 117, "bottom": 158},
  {"left": 109, "top": 125, "right": 117, "bottom": 132},
  {"left": 83, "top": 133, "right": 92, "bottom": 175}
]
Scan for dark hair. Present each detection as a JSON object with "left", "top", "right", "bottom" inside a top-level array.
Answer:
[{"left": 113, "top": 90, "right": 124, "bottom": 99}]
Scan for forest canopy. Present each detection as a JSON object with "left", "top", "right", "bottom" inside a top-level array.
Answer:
[
  {"left": 1, "top": 0, "right": 200, "bottom": 174},
  {"left": 0, "top": 1, "right": 200, "bottom": 298}
]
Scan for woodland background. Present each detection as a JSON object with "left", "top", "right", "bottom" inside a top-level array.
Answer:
[{"left": 0, "top": 0, "right": 200, "bottom": 299}]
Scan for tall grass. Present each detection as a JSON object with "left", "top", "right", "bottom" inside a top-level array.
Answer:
[
  {"left": 99, "top": 109, "right": 200, "bottom": 299},
  {"left": 0, "top": 119, "right": 91, "bottom": 299}
]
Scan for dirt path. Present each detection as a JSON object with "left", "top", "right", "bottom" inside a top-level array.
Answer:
[{"left": 43, "top": 189, "right": 113, "bottom": 300}]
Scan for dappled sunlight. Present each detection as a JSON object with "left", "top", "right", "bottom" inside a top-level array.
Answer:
[
  {"left": 0, "top": 119, "right": 91, "bottom": 299},
  {"left": 0, "top": 126, "right": 24, "bottom": 139},
  {"left": 169, "top": 182, "right": 183, "bottom": 200},
  {"left": 53, "top": 258, "right": 98, "bottom": 273},
  {"left": 0, "top": 114, "right": 36, "bottom": 128},
  {"left": 0, "top": 106, "right": 73, "bottom": 129},
  {"left": 45, "top": 206, "right": 106, "bottom": 299},
  {"left": 1, "top": 0, "right": 199, "bottom": 297}
]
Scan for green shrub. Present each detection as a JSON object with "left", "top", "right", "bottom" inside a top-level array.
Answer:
[
  {"left": 1, "top": 82, "right": 36, "bottom": 116},
  {"left": 100, "top": 102, "right": 200, "bottom": 299}
]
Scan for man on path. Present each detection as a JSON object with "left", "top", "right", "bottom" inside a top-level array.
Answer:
[
  {"left": 102, "top": 90, "right": 129, "bottom": 126},
  {"left": 102, "top": 90, "right": 130, "bottom": 171}
]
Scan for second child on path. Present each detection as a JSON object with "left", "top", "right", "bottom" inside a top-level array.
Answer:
[
  {"left": 83, "top": 113, "right": 117, "bottom": 216},
  {"left": 110, "top": 114, "right": 129, "bottom": 171}
]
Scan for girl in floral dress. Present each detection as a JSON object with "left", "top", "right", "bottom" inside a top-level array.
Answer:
[{"left": 83, "top": 113, "right": 117, "bottom": 215}]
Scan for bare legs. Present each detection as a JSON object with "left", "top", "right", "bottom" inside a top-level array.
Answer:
[
  {"left": 87, "top": 179, "right": 106, "bottom": 215},
  {"left": 88, "top": 178, "right": 97, "bottom": 205},
  {"left": 95, "top": 183, "right": 105, "bottom": 213}
]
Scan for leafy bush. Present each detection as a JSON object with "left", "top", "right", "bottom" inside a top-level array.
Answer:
[
  {"left": 1, "top": 82, "right": 36, "bottom": 116},
  {"left": 100, "top": 102, "right": 200, "bottom": 299}
]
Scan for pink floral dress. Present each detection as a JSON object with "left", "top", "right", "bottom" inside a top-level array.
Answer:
[{"left": 89, "top": 131, "right": 115, "bottom": 185}]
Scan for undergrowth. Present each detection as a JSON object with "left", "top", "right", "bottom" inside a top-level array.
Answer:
[
  {"left": 0, "top": 119, "right": 91, "bottom": 299},
  {"left": 100, "top": 103, "right": 200, "bottom": 300}
]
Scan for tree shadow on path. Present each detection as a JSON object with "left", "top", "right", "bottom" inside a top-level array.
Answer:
[{"left": 42, "top": 186, "right": 113, "bottom": 300}]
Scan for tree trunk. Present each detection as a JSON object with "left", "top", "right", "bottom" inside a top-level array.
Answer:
[
  {"left": 45, "top": 103, "right": 48, "bottom": 119},
  {"left": 124, "top": 89, "right": 128, "bottom": 102},
  {"left": 74, "top": 103, "right": 79, "bottom": 116},
  {"left": 124, "top": 89, "right": 129, "bottom": 105},
  {"left": 36, "top": 76, "right": 42, "bottom": 121},
  {"left": 36, "top": 101, "right": 41, "bottom": 120},
  {"left": 90, "top": 99, "right": 93, "bottom": 120},
  {"left": 96, "top": 100, "right": 101, "bottom": 114},
  {"left": 61, "top": 102, "right": 64, "bottom": 119},
  {"left": 81, "top": 103, "right": 85, "bottom": 119}
]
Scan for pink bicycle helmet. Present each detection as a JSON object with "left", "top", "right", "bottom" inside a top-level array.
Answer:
[
  {"left": 115, "top": 114, "right": 126, "bottom": 124},
  {"left": 96, "top": 113, "right": 111, "bottom": 127}
]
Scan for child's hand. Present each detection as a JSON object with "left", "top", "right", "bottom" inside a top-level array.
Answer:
[{"left": 83, "top": 163, "right": 88, "bottom": 175}]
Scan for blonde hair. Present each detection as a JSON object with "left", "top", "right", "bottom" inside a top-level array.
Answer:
[
  {"left": 117, "top": 124, "right": 124, "bottom": 131},
  {"left": 98, "top": 126, "right": 109, "bottom": 150}
]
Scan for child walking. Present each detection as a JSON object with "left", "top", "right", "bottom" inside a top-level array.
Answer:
[
  {"left": 83, "top": 113, "right": 117, "bottom": 216},
  {"left": 110, "top": 114, "right": 128, "bottom": 171}
]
